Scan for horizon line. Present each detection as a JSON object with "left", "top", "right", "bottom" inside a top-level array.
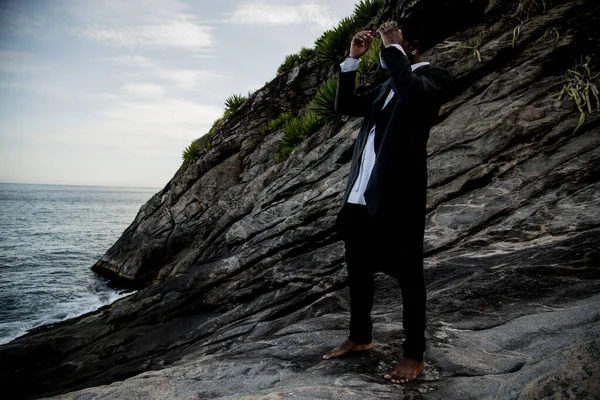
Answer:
[{"left": 0, "top": 181, "right": 162, "bottom": 190}]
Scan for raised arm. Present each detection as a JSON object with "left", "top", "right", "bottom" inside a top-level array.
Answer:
[
  {"left": 335, "top": 59, "right": 383, "bottom": 117},
  {"left": 335, "top": 30, "right": 383, "bottom": 117},
  {"left": 376, "top": 21, "right": 450, "bottom": 107},
  {"left": 379, "top": 45, "right": 446, "bottom": 106}
]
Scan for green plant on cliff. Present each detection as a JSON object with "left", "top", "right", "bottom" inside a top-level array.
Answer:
[
  {"left": 208, "top": 117, "right": 224, "bottom": 136},
  {"left": 181, "top": 113, "right": 227, "bottom": 168},
  {"left": 301, "top": 110, "right": 326, "bottom": 136},
  {"left": 182, "top": 133, "right": 213, "bottom": 166},
  {"left": 182, "top": 138, "right": 202, "bottom": 165},
  {"left": 357, "top": 37, "right": 383, "bottom": 85},
  {"left": 272, "top": 77, "right": 339, "bottom": 162},
  {"left": 511, "top": 19, "right": 524, "bottom": 48},
  {"left": 224, "top": 93, "right": 247, "bottom": 117},
  {"left": 275, "top": 117, "right": 306, "bottom": 162},
  {"left": 314, "top": 0, "right": 383, "bottom": 69},
  {"left": 510, "top": 0, "right": 549, "bottom": 47},
  {"left": 315, "top": 16, "right": 356, "bottom": 67},
  {"left": 278, "top": 53, "right": 302, "bottom": 74},
  {"left": 277, "top": 48, "right": 316, "bottom": 75},
  {"left": 459, "top": 37, "right": 482, "bottom": 62},
  {"left": 260, "top": 112, "right": 294, "bottom": 136},
  {"left": 554, "top": 56, "right": 600, "bottom": 133},
  {"left": 536, "top": 26, "right": 560, "bottom": 46},
  {"left": 307, "top": 78, "right": 339, "bottom": 125},
  {"left": 275, "top": 112, "right": 325, "bottom": 162},
  {"left": 299, "top": 47, "right": 315, "bottom": 60},
  {"left": 353, "top": 0, "right": 384, "bottom": 28}
]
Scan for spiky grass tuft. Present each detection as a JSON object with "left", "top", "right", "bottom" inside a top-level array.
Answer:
[
  {"left": 536, "top": 26, "right": 560, "bottom": 46},
  {"left": 276, "top": 117, "right": 305, "bottom": 162},
  {"left": 208, "top": 117, "right": 224, "bottom": 136},
  {"left": 182, "top": 138, "right": 202, "bottom": 165},
  {"left": 314, "top": 0, "right": 383, "bottom": 70},
  {"left": 299, "top": 47, "right": 315, "bottom": 59},
  {"left": 260, "top": 112, "right": 294, "bottom": 136},
  {"left": 277, "top": 48, "right": 317, "bottom": 75},
  {"left": 278, "top": 53, "right": 302, "bottom": 74},
  {"left": 511, "top": 0, "right": 549, "bottom": 47},
  {"left": 275, "top": 112, "right": 325, "bottom": 162},
  {"left": 554, "top": 56, "right": 599, "bottom": 133},
  {"left": 315, "top": 17, "right": 356, "bottom": 67},
  {"left": 459, "top": 37, "right": 482, "bottom": 62},
  {"left": 301, "top": 111, "right": 325, "bottom": 136},
  {"left": 308, "top": 78, "right": 339, "bottom": 125},
  {"left": 357, "top": 37, "right": 383, "bottom": 85},
  {"left": 224, "top": 94, "right": 247, "bottom": 117},
  {"left": 182, "top": 133, "right": 213, "bottom": 166},
  {"left": 353, "top": 0, "right": 384, "bottom": 28}
]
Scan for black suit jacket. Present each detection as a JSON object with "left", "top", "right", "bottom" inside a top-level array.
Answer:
[{"left": 335, "top": 46, "right": 451, "bottom": 240}]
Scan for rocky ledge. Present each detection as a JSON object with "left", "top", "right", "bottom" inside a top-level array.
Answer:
[{"left": 1, "top": 0, "right": 599, "bottom": 399}]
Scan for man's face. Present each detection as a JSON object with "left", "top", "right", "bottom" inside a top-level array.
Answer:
[
  {"left": 400, "top": 38, "right": 419, "bottom": 60},
  {"left": 397, "top": 27, "right": 413, "bottom": 57},
  {"left": 400, "top": 38, "right": 411, "bottom": 55}
]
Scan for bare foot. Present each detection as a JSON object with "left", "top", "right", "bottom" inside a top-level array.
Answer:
[
  {"left": 383, "top": 358, "right": 425, "bottom": 384},
  {"left": 322, "top": 338, "right": 373, "bottom": 360}
]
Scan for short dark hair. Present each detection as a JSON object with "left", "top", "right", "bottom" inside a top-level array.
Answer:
[{"left": 397, "top": 18, "right": 422, "bottom": 44}]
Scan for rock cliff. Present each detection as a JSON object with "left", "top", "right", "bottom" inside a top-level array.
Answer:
[{"left": 1, "top": 0, "right": 599, "bottom": 399}]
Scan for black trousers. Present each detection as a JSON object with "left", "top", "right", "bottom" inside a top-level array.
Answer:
[{"left": 336, "top": 202, "right": 426, "bottom": 361}]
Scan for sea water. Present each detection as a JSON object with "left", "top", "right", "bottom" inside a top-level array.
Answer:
[{"left": 0, "top": 182, "right": 158, "bottom": 344}]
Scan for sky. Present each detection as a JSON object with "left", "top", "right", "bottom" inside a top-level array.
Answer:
[{"left": 0, "top": 0, "right": 359, "bottom": 188}]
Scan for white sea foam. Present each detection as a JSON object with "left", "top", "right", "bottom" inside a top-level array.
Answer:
[{"left": 0, "top": 288, "right": 135, "bottom": 345}]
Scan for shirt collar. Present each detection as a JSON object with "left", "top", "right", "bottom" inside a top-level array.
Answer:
[
  {"left": 411, "top": 61, "right": 430, "bottom": 71},
  {"left": 379, "top": 50, "right": 430, "bottom": 71}
]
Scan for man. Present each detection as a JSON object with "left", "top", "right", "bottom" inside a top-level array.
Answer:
[{"left": 323, "top": 19, "right": 451, "bottom": 384}]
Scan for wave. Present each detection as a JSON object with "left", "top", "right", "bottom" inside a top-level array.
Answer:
[{"left": 0, "top": 288, "right": 135, "bottom": 345}]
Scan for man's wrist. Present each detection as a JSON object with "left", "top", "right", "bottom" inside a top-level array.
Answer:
[{"left": 340, "top": 57, "right": 361, "bottom": 73}]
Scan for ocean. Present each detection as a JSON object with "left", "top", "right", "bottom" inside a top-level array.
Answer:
[{"left": 0, "top": 182, "right": 158, "bottom": 345}]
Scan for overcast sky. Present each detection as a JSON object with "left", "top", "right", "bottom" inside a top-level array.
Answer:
[{"left": 0, "top": 0, "right": 358, "bottom": 188}]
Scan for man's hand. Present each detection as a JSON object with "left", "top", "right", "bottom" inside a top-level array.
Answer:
[
  {"left": 377, "top": 20, "right": 403, "bottom": 47},
  {"left": 349, "top": 30, "right": 373, "bottom": 59}
]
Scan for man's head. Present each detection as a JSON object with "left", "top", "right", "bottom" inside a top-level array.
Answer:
[{"left": 397, "top": 19, "right": 422, "bottom": 62}]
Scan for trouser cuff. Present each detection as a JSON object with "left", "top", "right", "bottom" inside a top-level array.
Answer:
[
  {"left": 402, "top": 348, "right": 424, "bottom": 362},
  {"left": 348, "top": 334, "right": 372, "bottom": 345}
]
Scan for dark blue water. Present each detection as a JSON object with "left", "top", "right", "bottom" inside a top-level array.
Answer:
[{"left": 0, "top": 182, "right": 158, "bottom": 344}]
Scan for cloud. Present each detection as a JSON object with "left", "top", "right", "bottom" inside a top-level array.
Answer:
[
  {"left": 75, "top": 18, "right": 214, "bottom": 50},
  {"left": 227, "top": 1, "right": 337, "bottom": 29},
  {"left": 11, "top": 95, "right": 223, "bottom": 157},
  {"left": 108, "top": 54, "right": 155, "bottom": 69},
  {"left": 0, "top": 5, "right": 51, "bottom": 36},
  {"left": 0, "top": 81, "right": 76, "bottom": 98},
  {"left": 9, "top": 67, "right": 224, "bottom": 157},
  {"left": 58, "top": 0, "right": 216, "bottom": 51},
  {"left": 120, "top": 83, "right": 166, "bottom": 97},
  {"left": 108, "top": 54, "right": 227, "bottom": 92},
  {"left": 0, "top": 51, "right": 41, "bottom": 75}
]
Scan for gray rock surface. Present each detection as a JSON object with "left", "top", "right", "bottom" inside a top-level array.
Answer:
[{"left": 1, "top": 0, "right": 599, "bottom": 399}]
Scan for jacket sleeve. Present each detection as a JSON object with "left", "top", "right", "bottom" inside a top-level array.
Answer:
[
  {"left": 379, "top": 45, "right": 448, "bottom": 106},
  {"left": 335, "top": 69, "right": 383, "bottom": 117}
]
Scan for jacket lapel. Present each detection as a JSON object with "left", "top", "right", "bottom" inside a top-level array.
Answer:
[
  {"left": 353, "top": 80, "right": 392, "bottom": 161},
  {"left": 370, "top": 80, "right": 393, "bottom": 117}
]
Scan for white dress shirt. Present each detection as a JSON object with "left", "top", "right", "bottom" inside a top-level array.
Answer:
[{"left": 341, "top": 44, "right": 430, "bottom": 205}]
